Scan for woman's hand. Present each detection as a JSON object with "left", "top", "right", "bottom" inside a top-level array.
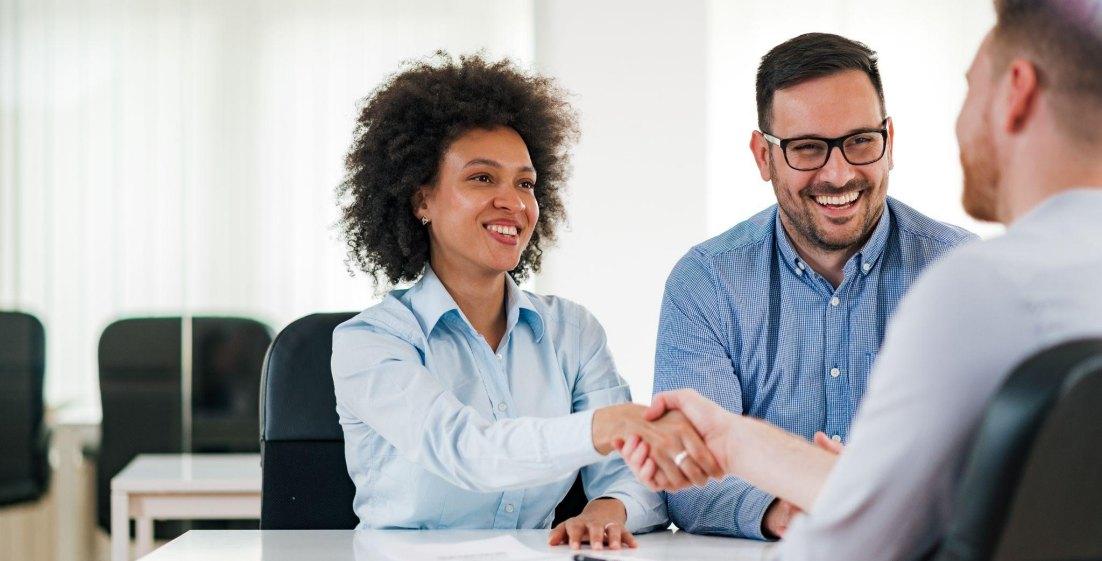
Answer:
[
  {"left": 592, "top": 403, "right": 724, "bottom": 491},
  {"left": 548, "top": 497, "right": 637, "bottom": 550}
]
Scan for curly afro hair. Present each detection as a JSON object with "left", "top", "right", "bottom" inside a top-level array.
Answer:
[{"left": 338, "top": 52, "right": 579, "bottom": 286}]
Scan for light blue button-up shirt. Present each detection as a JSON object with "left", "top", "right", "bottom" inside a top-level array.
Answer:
[
  {"left": 654, "top": 197, "right": 976, "bottom": 539},
  {"left": 332, "top": 267, "right": 667, "bottom": 531}
]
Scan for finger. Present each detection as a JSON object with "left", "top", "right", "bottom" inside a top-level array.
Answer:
[
  {"left": 587, "top": 522, "right": 604, "bottom": 550},
  {"left": 565, "top": 521, "right": 583, "bottom": 550},
  {"left": 814, "top": 432, "right": 844, "bottom": 454},
  {"left": 622, "top": 529, "right": 638, "bottom": 548},
  {"left": 606, "top": 524, "right": 623, "bottom": 550},
  {"left": 653, "top": 470, "right": 670, "bottom": 490},
  {"left": 643, "top": 396, "right": 666, "bottom": 421},
  {"left": 651, "top": 448, "right": 689, "bottom": 490},
  {"left": 620, "top": 434, "right": 641, "bottom": 464},
  {"left": 675, "top": 456, "right": 709, "bottom": 487},
  {"left": 680, "top": 430, "right": 725, "bottom": 479},
  {"left": 628, "top": 440, "right": 649, "bottom": 471},
  {"left": 548, "top": 523, "right": 566, "bottom": 545},
  {"left": 639, "top": 457, "right": 659, "bottom": 491}
]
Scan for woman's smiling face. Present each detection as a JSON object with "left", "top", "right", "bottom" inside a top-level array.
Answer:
[{"left": 416, "top": 126, "right": 540, "bottom": 278}]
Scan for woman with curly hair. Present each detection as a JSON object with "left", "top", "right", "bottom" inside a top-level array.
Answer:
[{"left": 331, "top": 53, "right": 720, "bottom": 549}]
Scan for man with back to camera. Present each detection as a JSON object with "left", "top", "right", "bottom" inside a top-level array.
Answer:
[
  {"left": 652, "top": 33, "right": 976, "bottom": 539},
  {"left": 623, "top": 1, "right": 1102, "bottom": 559}
]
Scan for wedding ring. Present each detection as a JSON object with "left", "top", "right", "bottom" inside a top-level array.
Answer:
[{"left": 673, "top": 450, "right": 689, "bottom": 467}]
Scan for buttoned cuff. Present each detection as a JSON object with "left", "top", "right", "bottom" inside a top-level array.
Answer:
[
  {"left": 597, "top": 490, "right": 669, "bottom": 533},
  {"left": 737, "top": 486, "right": 775, "bottom": 541},
  {"left": 544, "top": 409, "right": 605, "bottom": 471}
]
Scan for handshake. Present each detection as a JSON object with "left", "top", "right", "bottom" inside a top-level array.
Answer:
[
  {"left": 591, "top": 389, "right": 735, "bottom": 491},
  {"left": 593, "top": 389, "right": 845, "bottom": 495}
]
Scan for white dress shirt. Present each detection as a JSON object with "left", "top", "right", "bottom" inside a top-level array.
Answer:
[{"left": 779, "top": 189, "right": 1102, "bottom": 560}]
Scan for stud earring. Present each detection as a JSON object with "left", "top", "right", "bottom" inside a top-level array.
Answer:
[{"left": 421, "top": 216, "right": 430, "bottom": 226}]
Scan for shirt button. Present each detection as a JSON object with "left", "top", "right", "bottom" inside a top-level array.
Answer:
[
  {"left": 496, "top": 353, "right": 503, "bottom": 360},
  {"left": 504, "top": 503, "right": 515, "bottom": 513},
  {"left": 830, "top": 367, "right": 840, "bottom": 378},
  {"left": 831, "top": 435, "right": 842, "bottom": 443},
  {"left": 862, "top": 262, "right": 872, "bottom": 272},
  {"left": 830, "top": 296, "right": 840, "bottom": 307},
  {"left": 497, "top": 402, "right": 508, "bottom": 412}
]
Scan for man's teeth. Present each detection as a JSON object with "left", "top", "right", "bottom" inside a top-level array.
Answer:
[
  {"left": 814, "top": 191, "right": 860, "bottom": 206},
  {"left": 486, "top": 224, "right": 518, "bottom": 236}
]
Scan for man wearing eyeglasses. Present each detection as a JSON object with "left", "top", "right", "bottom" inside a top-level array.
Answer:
[{"left": 652, "top": 32, "right": 976, "bottom": 540}]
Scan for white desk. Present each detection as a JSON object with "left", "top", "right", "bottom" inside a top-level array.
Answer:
[
  {"left": 140, "top": 529, "right": 775, "bottom": 561},
  {"left": 111, "top": 454, "right": 262, "bottom": 561}
]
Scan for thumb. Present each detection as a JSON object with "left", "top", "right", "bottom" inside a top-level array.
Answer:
[
  {"left": 643, "top": 393, "right": 673, "bottom": 421},
  {"left": 813, "top": 431, "right": 844, "bottom": 455}
]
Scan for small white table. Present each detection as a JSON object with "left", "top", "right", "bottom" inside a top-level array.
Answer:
[
  {"left": 110, "top": 454, "right": 262, "bottom": 561},
  {"left": 140, "top": 529, "right": 775, "bottom": 561}
]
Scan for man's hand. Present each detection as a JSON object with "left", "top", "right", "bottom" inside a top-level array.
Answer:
[
  {"left": 592, "top": 403, "right": 724, "bottom": 491},
  {"left": 614, "top": 389, "right": 738, "bottom": 490},
  {"left": 760, "top": 433, "right": 844, "bottom": 538},
  {"left": 548, "top": 498, "right": 636, "bottom": 550},
  {"left": 813, "top": 431, "right": 845, "bottom": 455},
  {"left": 762, "top": 498, "right": 800, "bottom": 539}
]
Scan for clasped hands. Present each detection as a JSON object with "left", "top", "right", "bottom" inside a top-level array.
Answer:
[{"left": 610, "top": 390, "right": 845, "bottom": 503}]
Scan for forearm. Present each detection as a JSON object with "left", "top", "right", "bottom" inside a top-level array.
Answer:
[{"left": 725, "top": 417, "right": 837, "bottom": 512}]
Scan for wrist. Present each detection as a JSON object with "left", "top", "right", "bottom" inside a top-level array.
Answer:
[
  {"left": 584, "top": 497, "right": 627, "bottom": 523},
  {"left": 591, "top": 403, "right": 642, "bottom": 455}
]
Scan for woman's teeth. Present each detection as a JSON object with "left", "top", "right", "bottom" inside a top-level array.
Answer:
[
  {"left": 814, "top": 191, "right": 860, "bottom": 206},
  {"left": 486, "top": 224, "right": 518, "bottom": 236}
]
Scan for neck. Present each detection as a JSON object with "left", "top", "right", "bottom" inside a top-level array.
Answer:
[
  {"left": 429, "top": 253, "right": 508, "bottom": 350},
  {"left": 1000, "top": 140, "right": 1102, "bottom": 223},
  {"left": 779, "top": 216, "right": 871, "bottom": 289}
]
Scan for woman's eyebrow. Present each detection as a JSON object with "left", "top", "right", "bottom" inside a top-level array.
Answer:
[{"left": 464, "top": 158, "right": 535, "bottom": 173}]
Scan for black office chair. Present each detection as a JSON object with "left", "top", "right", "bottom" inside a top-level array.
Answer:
[
  {"left": 96, "top": 316, "right": 271, "bottom": 536},
  {"left": 933, "top": 338, "right": 1102, "bottom": 561},
  {"left": 0, "top": 311, "right": 50, "bottom": 506},
  {"left": 260, "top": 312, "right": 590, "bottom": 530}
]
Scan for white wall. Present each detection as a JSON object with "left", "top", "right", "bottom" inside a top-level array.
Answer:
[
  {"left": 0, "top": 0, "right": 534, "bottom": 413},
  {"left": 532, "top": 0, "right": 710, "bottom": 402}
]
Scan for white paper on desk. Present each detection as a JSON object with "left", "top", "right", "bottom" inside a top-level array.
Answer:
[{"left": 382, "top": 535, "right": 562, "bottom": 561}]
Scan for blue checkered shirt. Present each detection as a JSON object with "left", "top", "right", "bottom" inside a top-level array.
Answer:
[{"left": 654, "top": 197, "right": 976, "bottom": 539}]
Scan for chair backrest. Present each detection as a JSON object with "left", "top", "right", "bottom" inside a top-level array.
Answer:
[
  {"left": 96, "top": 316, "right": 270, "bottom": 531},
  {"left": 259, "top": 312, "right": 358, "bottom": 529},
  {"left": 0, "top": 311, "right": 49, "bottom": 506},
  {"left": 934, "top": 338, "right": 1102, "bottom": 561},
  {"left": 259, "top": 311, "right": 591, "bottom": 530}
]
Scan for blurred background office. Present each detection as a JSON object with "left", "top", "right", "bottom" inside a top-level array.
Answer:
[{"left": 0, "top": 1, "right": 994, "bottom": 560}]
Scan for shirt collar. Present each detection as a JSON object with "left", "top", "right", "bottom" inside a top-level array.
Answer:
[
  {"left": 405, "top": 266, "right": 545, "bottom": 342},
  {"left": 773, "top": 201, "right": 893, "bottom": 278}
]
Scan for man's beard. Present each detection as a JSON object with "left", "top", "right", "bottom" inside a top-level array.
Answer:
[
  {"left": 960, "top": 134, "right": 1000, "bottom": 222},
  {"left": 959, "top": 100, "right": 1002, "bottom": 222},
  {"left": 770, "top": 156, "right": 885, "bottom": 253}
]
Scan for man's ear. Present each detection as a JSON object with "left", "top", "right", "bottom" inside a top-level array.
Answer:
[
  {"left": 1004, "top": 58, "right": 1040, "bottom": 134},
  {"left": 886, "top": 117, "right": 895, "bottom": 171},
  {"left": 750, "top": 131, "right": 772, "bottom": 182}
]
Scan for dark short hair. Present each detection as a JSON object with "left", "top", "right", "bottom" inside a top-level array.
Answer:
[
  {"left": 756, "top": 33, "right": 886, "bottom": 132},
  {"left": 338, "top": 52, "right": 578, "bottom": 285},
  {"left": 992, "top": 0, "right": 1102, "bottom": 143}
]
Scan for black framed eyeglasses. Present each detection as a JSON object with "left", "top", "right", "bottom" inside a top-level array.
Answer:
[{"left": 761, "top": 117, "right": 890, "bottom": 172}]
